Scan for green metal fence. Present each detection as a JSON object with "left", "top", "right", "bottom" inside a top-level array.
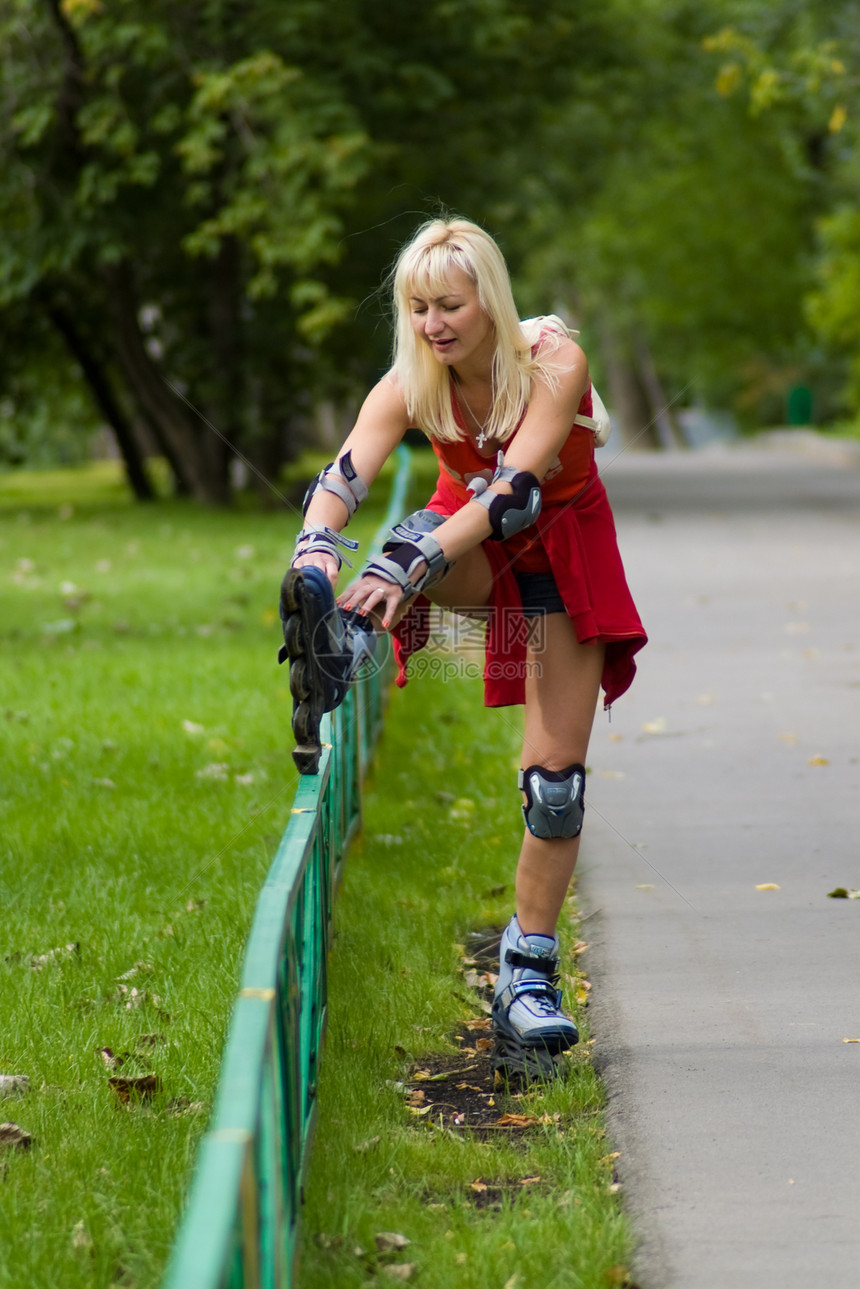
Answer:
[{"left": 163, "top": 446, "right": 411, "bottom": 1289}]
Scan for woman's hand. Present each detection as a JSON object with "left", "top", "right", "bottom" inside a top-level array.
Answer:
[
  {"left": 292, "top": 550, "right": 340, "bottom": 586},
  {"left": 338, "top": 570, "right": 414, "bottom": 630}
]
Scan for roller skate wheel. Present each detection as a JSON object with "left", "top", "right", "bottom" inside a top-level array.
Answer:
[{"left": 282, "top": 614, "right": 304, "bottom": 658}]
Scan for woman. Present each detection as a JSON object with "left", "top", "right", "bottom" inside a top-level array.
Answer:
[{"left": 280, "top": 216, "right": 646, "bottom": 1075}]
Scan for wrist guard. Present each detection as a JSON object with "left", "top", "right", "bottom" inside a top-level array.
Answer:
[
  {"left": 293, "top": 525, "right": 359, "bottom": 570},
  {"left": 360, "top": 510, "right": 451, "bottom": 603}
]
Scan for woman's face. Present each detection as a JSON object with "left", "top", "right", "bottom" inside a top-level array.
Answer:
[{"left": 408, "top": 266, "right": 494, "bottom": 373}]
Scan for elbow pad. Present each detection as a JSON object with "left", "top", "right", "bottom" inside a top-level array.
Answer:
[{"left": 469, "top": 460, "right": 542, "bottom": 541}]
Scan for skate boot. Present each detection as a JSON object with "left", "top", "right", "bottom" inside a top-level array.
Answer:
[
  {"left": 491, "top": 915, "right": 578, "bottom": 1080},
  {"left": 278, "top": 566, "right": 376, "bottom": 774}
]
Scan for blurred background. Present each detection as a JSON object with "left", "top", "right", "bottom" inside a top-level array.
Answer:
[{"left": 1, "top": 0, "right": 858, "bottom": 503}]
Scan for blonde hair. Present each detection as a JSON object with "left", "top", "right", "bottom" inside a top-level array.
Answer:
[{"left": 389, "top": 217, "right": 571, "bottom": 444}]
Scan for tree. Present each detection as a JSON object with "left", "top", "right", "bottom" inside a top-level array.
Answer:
[
  {"left": 0, "top": 0, "right": 628, "bottom": 499},
  {"left": 501, "top": 0, "right": 860, "bottom": 440},
  {"left": 1, "top": 0, "right": 376, "bottom": 500}
]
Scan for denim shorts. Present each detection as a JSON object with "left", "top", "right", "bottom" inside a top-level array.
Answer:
[{"left": 513, "top": 570, "right": 566, "bottom": 618}]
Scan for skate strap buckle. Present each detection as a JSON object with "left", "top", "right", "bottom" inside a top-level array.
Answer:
[
  {"left": 504, "top": 947, "right": 557, "bottom": 976},
  {"left": 496, "top": 978, "right": 564, "bottom": 1014}
]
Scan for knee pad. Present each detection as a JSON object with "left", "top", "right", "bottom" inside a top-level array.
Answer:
[{"left": 518, "top": 763, "right": 585, "bottom": 839}]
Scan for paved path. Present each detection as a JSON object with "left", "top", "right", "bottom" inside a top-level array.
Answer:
[{"left": 579, "top": 441, "right": 860, "bottom": 1289}]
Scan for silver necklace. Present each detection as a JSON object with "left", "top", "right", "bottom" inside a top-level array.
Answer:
[{"left": 455, "top": 381, "right": 492, "bottom": 450}]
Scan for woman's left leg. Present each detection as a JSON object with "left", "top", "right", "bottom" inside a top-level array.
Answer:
[
  {"left": 492, "top": 613, "right": 604, "bottom": 1056},
  {"left": 516, "top": 614, "right": 604, "bottom": 934}
]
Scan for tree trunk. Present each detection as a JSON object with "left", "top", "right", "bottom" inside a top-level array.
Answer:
[
  {"left": 600, "top": 323, "right": 660, "bottom": 451},
  {"left": 44, "top": 299, "right": 155, "bottom": 501},
  {"left": 636, "top": 339, "right": 684, "bottom": 450},
  {"left": 104, "top": 263, "right": 230, "bottom": 502}
]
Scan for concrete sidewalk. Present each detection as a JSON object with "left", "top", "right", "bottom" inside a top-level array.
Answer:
[{"left": 579, "top": 443, "right": 860, "bottom": 1289}]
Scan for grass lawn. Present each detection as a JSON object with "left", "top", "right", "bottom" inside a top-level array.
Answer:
[
  {"left": 0, "top": 454, "right": 633, "bottom": 1289},
  {"left": 0, "top": 456, "right": 362, "bottom": 1288}
]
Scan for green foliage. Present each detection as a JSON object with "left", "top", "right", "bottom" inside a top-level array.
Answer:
[
  {"left": 808, "top": 207, "right": 860, "bottom": 405},
  {"left": 3, "top": 0, "right": 860, "bottom": 479}
]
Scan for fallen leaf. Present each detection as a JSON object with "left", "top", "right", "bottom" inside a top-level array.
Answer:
[
  {"left": 375, "top": 1232, "right": 411, "bottom": 1253},
  {"left": 353, "top": 1135, "right": 380, "bottom": 1153},
  {"left": 0, "top": 1122, "right": 32, "bottom": 1150},
  {"left": 755, "top": 884, "right": 781, "bottom": 891},
  {"left": 474, "top": 1037, "right": 493, "bottom": 1052},
  {"left": 108, "top": 1073, "right": 161, "bottom": 1104},
  {"left": 808, "top": 754, "right": 830, "bottom": 766},
  {"left": 99, "top": 1048, "right": 129, "bottom": 1070},
  {"left": 843, "top": 1038, "right": 860, "bottom": 1044},
  {"left": 71, "top": 1221, "right": 93, "bottom": 1251},
  {"left": 470, "top": 1180, "right": 488, "bottom": 1193},
  {"left": 828, "top": 888, "right": 860, "bottom": 899},
  {"left": 0, "top": 1075, "right": 29, "bottom": 1098},
  {"left": 165, "top": 1097, "right": 204, "bottom": 1116},
  {"left": 464, "top": 970, "right": 497, "bottom": 988},
  {"left": 641, "top": 717, "right": 667, "bottom": 735},
  {"left": 519, "top": 1175, "right": 542, "bottom": 1185},
  {"left": 136, "top": 1033, "right": 166, "bottom": 1049},
  {"left": 115, "top": 962, "right": 154, "bottom": 981},
  {"left": 30, "top": 942, "right": 79, "bottom": 970},
  {"left": 495, "top": 1113, "right": 539, "bottom": 1128}
]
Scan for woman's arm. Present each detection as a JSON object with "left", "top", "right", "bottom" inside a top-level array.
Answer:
[
  {"left": 340, "top": 340, "right": 590, "bottom": 626},
  {"left": 429, "top": 338, "right": 589, "bottom": 552},
  {"left": 294, "top": 376, "right": 411, "bottom": 581}
]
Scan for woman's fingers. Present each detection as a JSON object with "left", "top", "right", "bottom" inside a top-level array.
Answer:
[{"left": 338, "top": 576, "right": 402, "bottom": 628}]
